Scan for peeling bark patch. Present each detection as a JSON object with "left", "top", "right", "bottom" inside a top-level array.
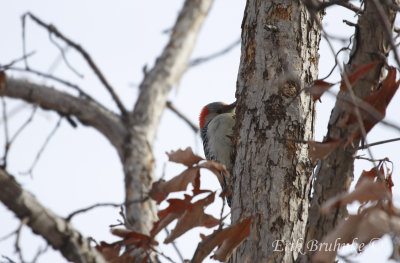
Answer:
[
  {"left": 270, "top": 4, "right": 292, "bottom": 21},
  {"left": 265, "top": 95, "right": 286, "bottom": 126},
  {"left": 243, "top": 25, "right": 256, "bottom": 79}
]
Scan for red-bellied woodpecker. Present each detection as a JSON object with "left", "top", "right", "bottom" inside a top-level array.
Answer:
[{"left": 199, "top": 101, "right": 236, "bottom": 206}]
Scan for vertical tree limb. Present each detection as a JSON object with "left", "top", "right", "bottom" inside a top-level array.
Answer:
[
  {"left": 123, "top": 0, "right": 215, "bottom": 233},
  {"left": 302, "top": 0, "right": 397, "bottom": 260}
]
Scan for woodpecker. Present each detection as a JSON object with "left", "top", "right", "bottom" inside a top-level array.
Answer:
[{"left": 199, "top": 101, "right": 236, "bottom": 206}]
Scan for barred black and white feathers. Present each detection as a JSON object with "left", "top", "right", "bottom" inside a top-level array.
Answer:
[{"left": 199, "top": 101, "right": 236, "bottom": 206}]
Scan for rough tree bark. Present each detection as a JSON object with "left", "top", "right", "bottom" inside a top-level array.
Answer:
[
  {"left": 231, "top": 1, "right": 321, "bottom": 262},
  {"left": 303, "top": 0, "right": 398, "bottom": 259}
]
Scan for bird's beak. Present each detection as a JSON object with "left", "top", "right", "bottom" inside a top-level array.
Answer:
[{"left": 225, "top": 101, "right": 237, "bottom": 111}]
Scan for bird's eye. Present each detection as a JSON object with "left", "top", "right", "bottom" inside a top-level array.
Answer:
[{"left": 217, "top": 109, "right": 222, "bottom": 114}]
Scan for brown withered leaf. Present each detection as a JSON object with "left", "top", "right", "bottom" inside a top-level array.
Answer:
[
  {"left": 212, "top": 217, "right": 252, "bottom": 261},
  {"left": 321, "top": 179, "right": 387, "bottom": 214},
  {"left": 345, "top": 68, "right": 400, "bottom": 145},
  {"left": 0, "top": 71, "right": 6, "bottom": 91},
  {"left": 198, "top": 160, "right": 230, "bottom": 186},
  {"left": 111, "top": 228, "right": 158, "bottom": 250},
  {"left": 310, "top": 80, "right": 335, "bottom": 102},
  {"left": 167, "top": 147, "right": 203, "bottom": 167},
  {"left": 313, "top": 214, "right": 363, "bottom": 263},
  {"left": 355, "top": 209, "right": 400, "bottom": 247},
  {"left": 340, "top": 61, "right": 380, "bottom": 91},
  {"left": 164, "top": 192, "right": 219, "bottom": 244},
  {"left": 191, "top": 217, "right": 252, "bottom": 263},
  {"left": 149, "top": 168, "right": 201, "bottom": 204},
  {"left": 149, "top": 157, "right": 228, "bottom": 204},
  {"left": 308, "top": 139, "right": 343, "bottom": 164},
  {"left": 95, "top": 241, "right": 121, "bottom": 262},
  {"left": 150, "top": 194, "right": 193, "bottom": 237},
  {"left": 355, "top": 167, "right": 382, "bottom": 188}
]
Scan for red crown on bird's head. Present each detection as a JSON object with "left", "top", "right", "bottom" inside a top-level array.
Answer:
[{"left": 199, "top": 106, "right": 209, "bottom": 129}]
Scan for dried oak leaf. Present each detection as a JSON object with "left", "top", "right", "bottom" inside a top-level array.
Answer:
[
  {"left": 95, "top": 241, "right": 121, "bottom": 262},
  {"left": 167, "top": 147, "right": 203, "bottom": 167},
  {"left": 191, "top": 217, "right": 252, "bottom": 263},
  {"left": 150, "top": 194, "right": 193, "bottom": 237},
  {"left": 149, "top": 159, "right": 228, "bottom": 204},
  {"left": 308, "top": 139, "right": 343, "bottom": 164},
  {"left": 321, "top": 179, "right": 387, "bottom": 214},
  {"left": 198, "top": 160, "right": 231, "bottom": 186},
  {"left": 149, "top": 168, "right": 201, "bottom": 204},
  {"left": 355, "top": 209, "right": 400, "bottom": 247},
  {"left": 355, "top": 167, "right": 382, "bottom": 188},
  {"left": 111, "top": 228, "right": 157, "bottom": 250},
  {"left": 164, "top": 192, "right": 219, "bottom": 244},
  {"left": 340, "top": 61, "right": 380, "bottom": 91},
  {"left": 0, "top": 71, "right": 6, "bottom": 91},
  {"left": 345, "top": 68, "right": 400, "bottom": 145},
  {"left": 313, "top": 214, "right": 363, "bottom": 263},
  {"left": 310, "top": 80, "right": 335, "bottom": 102}
]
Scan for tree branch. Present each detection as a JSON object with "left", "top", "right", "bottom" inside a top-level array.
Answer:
[
  {"left": 123, "top": 0, "right": 214, "bottom": 233},
  {"left": 166, "top": 101, "right": 199, "bottom": 133},
  {"left": 0, "top": 169, "right": 106, "bottom": 263},
  {"left": 1, "top": 77, "right": 126, "bottom": 156},
  {"left": 302, "top": 0, "right": 398, "bottom": 259}
]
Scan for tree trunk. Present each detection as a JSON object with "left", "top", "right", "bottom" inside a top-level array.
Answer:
[
  {"left": 303, "top": 0, "right": 398, "bottom": 257},
  {"left": 231, "top": 1, "right": 321, "bottom": 262}
]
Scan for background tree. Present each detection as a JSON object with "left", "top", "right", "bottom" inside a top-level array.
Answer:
[
  {"left": 1, "top": 1, "right": 400, "bottom": 263},
  {"left": 231, "top": 0, "right": 399, "bottom": 262}
]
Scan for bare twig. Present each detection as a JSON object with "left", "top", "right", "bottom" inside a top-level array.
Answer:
[
  {"left": 1, "top": 106, "right": 37, "bottom": 168},
  {"left": 21, "top": 14, "right": 29, "bottom": 69},
  {"left": 370, "top": 0, "right": 400, "bottom": 69},
  {"left": 7, "top": 66, "right": 94, "bottom": 100},
  {"left": 317, "top": 0, "right": 363, "bottom": 14},
  {"left": 0, "top": 230, "right": 17, "bottom": 243},
  {"left": 20, "top": 117, "right": 62, "bottom": 177},
  {"left": 1, "top": 98, "right": 9, "bottom": 168},
  {"left": 189, "top": 38, "right": 241, "bottom": 67},
  {"left": 0, "top": 51, "right": 36, "bottom": 70},
  {"left": 319, "top": 36, "right": 353, "bottom": 80},
  {"left": 354, "top": 155, "right": 390, "bottom": 163},
  {"left": 15, "top": 217, "right": 28, "bottom": 263},
  {"left": 357, "top": 137, "right": 400, "bottom": 150},
  {"left": 48, "top": 33, "right": 84, "bottom": 78},
  {"left": 22, "top": 12, "right": 128, "bottom": 115},
  {"left": 31, "top": 244, "right": 49, "bottom": 263},
  {"left": 1, "top": 255, "right": 16, "bottom": 263},
  {"left": 343, "top": 19, "right": 357, "bottom": 27},
  {"left": 66, "top": 202, "right": 121, "bottom": 222},
  {"left": 66, "top": 197, "right": 149, "bottom": 222},
  {"left": 163, "top": 228, "right": 184, "bottom": 263},
  {"left": 166, "top": 101, "right": 199, "bottom": 132}
]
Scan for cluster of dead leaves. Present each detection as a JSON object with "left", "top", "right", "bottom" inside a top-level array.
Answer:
[
  {"left": 313, "top": 160, "right": 400, "bottom": 262},
  {"left": 96, "top": 147, "right": 251, "bottom": 263},
  {"left": 307, "top": 63, "right": 400, "bottom": 163}
]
